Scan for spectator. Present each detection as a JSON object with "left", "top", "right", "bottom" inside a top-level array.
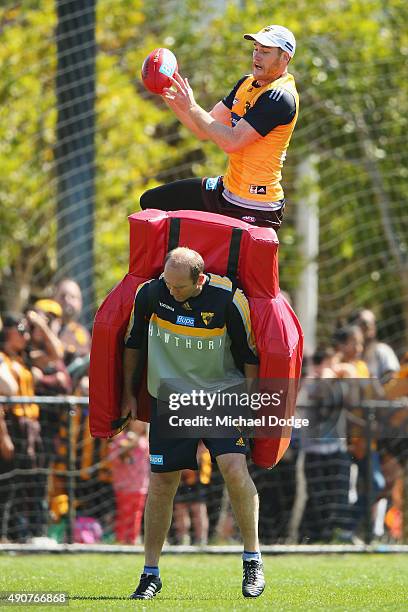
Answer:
[
  {"left": 54, "top": 279, "right": 91, "bottom": 366},
  {"left": 333, "top": 325, "right": 369, "bottom": 379},
  {"left": 334, "top": 325, "right": 386, "bottom": 539},
  {"left": 172, "top": 444, "right": 210, "bottom": 546},
  {"left": 108, "top": 421, "right": 149, "bottom": 544},
  {"left": 0, "top": 314, "right": 44, "bottom": 541},
  {"left": 381, "top": 351, "right": 407, "bottom": 540},
  {"left": 299, "top": 347, "right": 352, "bottom": 543},
  {"left": 26, "top": 300, "right": 71, "bottom": 387},
  {"left": 348, "top": 309, "right": 400, "bottom": 383},
  {"left": 0, "top": 345, "right": 18, "bottom": 542},
  {"left": 25, "top": 300, "right": 72, "bottom": 541}
]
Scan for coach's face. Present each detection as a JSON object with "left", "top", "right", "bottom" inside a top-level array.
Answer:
[{"left": 163, "top": 263, "right": 205, "bottom": 302}]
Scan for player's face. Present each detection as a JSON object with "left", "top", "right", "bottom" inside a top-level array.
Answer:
[
  {"left": 163, "top": 264, "right": 204, "bottom": 302},
  {"left": 252, "top": 43, "right": 287, "bottom": 82}
]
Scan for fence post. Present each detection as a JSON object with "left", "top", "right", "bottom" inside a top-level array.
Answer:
[
  {"left": 364, "top": 406, "right": 375, "bottom": 545},
  {"left": 403, "top": 452, "right": 408, "bottom": 544},
  {"left": 66, "top": 403, "right": 77, "bottom": 544}
]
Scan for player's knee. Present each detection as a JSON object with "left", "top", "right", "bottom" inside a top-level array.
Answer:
[
  {"left": 218, "top": 455, "right": 248, "bottom": 485},
  {"left": 149, "top": 471, "right": 180, "bottom": 497}
]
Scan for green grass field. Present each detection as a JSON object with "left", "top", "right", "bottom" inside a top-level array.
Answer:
[{"left": 0, "top": 554, "right": 407, "bottom": 611}]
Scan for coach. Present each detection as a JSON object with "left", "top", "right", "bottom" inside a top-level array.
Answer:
[{"left": 121, "top": 247, "right": 265, "bottom": 600}]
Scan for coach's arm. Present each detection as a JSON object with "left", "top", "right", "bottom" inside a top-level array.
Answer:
[{"left": 121, "top": 347, "right": 142, "bottom": 420}]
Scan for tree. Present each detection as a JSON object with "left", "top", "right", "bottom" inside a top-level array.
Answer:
[{"left": 1, "top": 0, "right": 407, "bottom": 351}]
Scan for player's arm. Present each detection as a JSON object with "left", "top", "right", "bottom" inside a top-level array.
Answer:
[
  {"left": 163, "top": 73, "right": 259, "bottom": 152},
  {"left": 163, "top": 94, "right": 230, "bottom": 140},
  {"left": 121, "top": 347, "right": 142, "bottom": 419},
  {"left": 121, "top": 282, "right": 151, "bottom": 419},
  {"left": 188, "top": 103, "right": 260, "bottom": 153},
  {"left": 164, "top": 74, "right": 296, "bottom": 153}
]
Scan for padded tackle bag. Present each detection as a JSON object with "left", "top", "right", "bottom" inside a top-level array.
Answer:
[{"left": 89, "top": 209, "right": 303, "bottom": 468}]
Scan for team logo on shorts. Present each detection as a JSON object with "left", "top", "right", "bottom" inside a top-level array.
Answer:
[
  {"left": 249, "top": 185, "right": 267, "bottom": 195},
  {"left": 201, "top": 312, "right": 214, "bottom": 326},
  {"left": 150, "top": 454, "right": 164, "bottom": 465},
  {"left": 205, "top": 177, "right": 219, "bottom": 191}
]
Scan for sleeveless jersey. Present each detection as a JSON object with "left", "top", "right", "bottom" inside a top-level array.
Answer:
[{"left": 223, "top": 73, "right": 299, "bottom": 204}]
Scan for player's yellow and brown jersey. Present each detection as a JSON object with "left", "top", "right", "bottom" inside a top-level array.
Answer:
[
  {"left": 125, "top": 274, "right": 258, "bottom": 398},
  {"left": 222, "top": 73, "right": 299, "bottom": 206}
]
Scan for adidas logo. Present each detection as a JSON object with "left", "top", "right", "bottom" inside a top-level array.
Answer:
[{"left": 235, "top": 437, "right": 245, "bottom": 447}]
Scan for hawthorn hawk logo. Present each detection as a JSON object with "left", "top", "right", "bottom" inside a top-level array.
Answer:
[{"left": 201, "top": 312, "right": 214, "bottom": 326}]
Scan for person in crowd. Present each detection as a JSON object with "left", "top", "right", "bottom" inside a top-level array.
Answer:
[
  {"left": 108, "top": 421, "right": 149, "bottom": 544},
  {"left": 299, "top": 347, "right": 352, "bottom": 543},
  {"left": 380, "top": 351, "right": 407, "bottom": 541},
  {"left": 334, "top": 325, "right": 386, "bottom": 540},
  {"left": 141, "top": 25, "right": 298, "bottom": 230},
  {"left": 348, "top": 309, "right": 400, "bottom": 383},
  {"left": 0, "top": 313, "right": 44, "bottom": 541},
  {"left": 0, "top": 335, "right": 18, "bottom": 542},
  {"left": 25, "top": 300, "right": 72, "bottom": 540},
  {"left": 54, "top": 278, "right": 91, "bottom": 366},
  {"left": 121, "top": 247, "right": 264, "bottom": 599},
  {"left": 172, "top": 443, "right": 210, "bottom": 546}
]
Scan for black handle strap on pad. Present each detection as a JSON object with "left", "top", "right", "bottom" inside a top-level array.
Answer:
[
  {"left": 111, "top": 412, "right": 130, "bottom": 433},
  {"left": 168, "top": 217, "right": 242, "bottom": 280},
  {"left": 168, "top": 217, "right": 181, "bottom": 252},
  {"left": 227, "top": 227, "right": 243, "bottom": 281}
]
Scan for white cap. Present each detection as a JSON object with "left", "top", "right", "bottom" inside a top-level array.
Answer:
[{"left": 244, "top": 25, "right": 296, "bottom": 58}]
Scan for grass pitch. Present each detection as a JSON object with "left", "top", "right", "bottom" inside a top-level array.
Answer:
[{"left": 0, "top": 553, "right": 407, "bottom": 610}]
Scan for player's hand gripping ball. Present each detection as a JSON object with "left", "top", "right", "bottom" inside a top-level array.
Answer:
[{"left": 141, "top": 48, "right": 178, "bottom": 94}]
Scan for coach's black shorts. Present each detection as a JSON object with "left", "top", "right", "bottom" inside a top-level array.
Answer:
[
  {"left": 140, "top": 176, "right": 285, "bottom": 230},
  {"left": 148, "top": 398, "right": 248, "bottom": 473}
]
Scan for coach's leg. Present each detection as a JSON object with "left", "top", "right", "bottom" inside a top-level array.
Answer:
[
  {"left": 216, "top": 453, "right": 259, "bottom": 552},
  {"left": 144, "top": 470, "right": 181, "bottom": 565},
  {"left": 140, "top": 178, "right": 204, "bottom": 212}
]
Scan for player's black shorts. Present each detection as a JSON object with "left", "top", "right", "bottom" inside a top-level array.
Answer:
[
  {"left": 148, "top": 398, "right": 248, "bottom": 473},
  {"left": 140, "top": 177, "right": 285, "bottom": 230}
]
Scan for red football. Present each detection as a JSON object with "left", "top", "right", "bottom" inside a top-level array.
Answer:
[{"left": 141, "top": 48, "right": 178, "bottom": 95}]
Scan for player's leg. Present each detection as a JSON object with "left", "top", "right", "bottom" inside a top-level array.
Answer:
[
  {"left": 130, "top": 470, "right": 180, "bottom": 600},
  {"left": 216, "top": 453, "right": 265, "bottom": 598},
  {"left": 205, "top": 438, "right": 265, "bottom": 598},
  {"left": 215, "top": 453, "right": 259, "bottom": 552},
  {"left": 143, "top": 470, "right": 181, "bottom": 565},
  {"left": 131, "top": 397, "right": 200, "bottom": 600},
  {"left": 140, "top": 178, "right": 205, "bottom": 212}
]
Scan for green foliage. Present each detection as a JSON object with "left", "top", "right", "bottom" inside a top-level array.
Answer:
[{"left": 1, "top": 0, "right": 407, "bottom": 348}]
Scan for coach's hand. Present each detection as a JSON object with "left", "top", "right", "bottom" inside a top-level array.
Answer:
[{"left": 121, "top": 395, "right": 138, "bottom": 420}]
